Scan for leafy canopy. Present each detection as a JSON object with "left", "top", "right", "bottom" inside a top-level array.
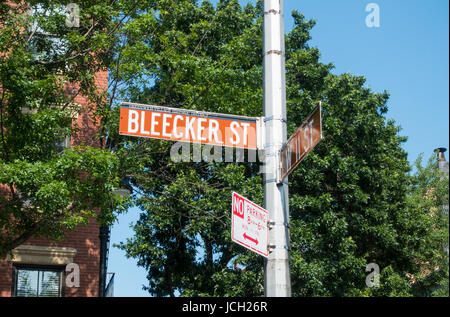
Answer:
[
  {"left": 0, "top": 0, "right": 132, "bottom": 257},
  {"left": 111, "top": 0, "right": 449, "bottom": 297}
]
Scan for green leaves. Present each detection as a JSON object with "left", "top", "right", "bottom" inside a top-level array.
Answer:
[
  {"left": 108, "top": 0, "right": 447, "bottom": 297},
  {"left": 0, "top": 1, "right": 130, "bottom": 257},
  {"left": 0, "top": 145, "right": 124, "bottom": 255}
]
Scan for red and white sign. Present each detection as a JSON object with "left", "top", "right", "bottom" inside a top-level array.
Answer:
[
  {"left": 231, "top": 192, "right": 269, "bottom": 257},
  {"left": 119, "top": 102, "right": 259, "bottom": 149}
]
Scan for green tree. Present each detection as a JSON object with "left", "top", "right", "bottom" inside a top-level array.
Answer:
[
  {"left": 113, "top": 0, "right": 446, "bottom": 297},
  {"left": 0, "top": 1, "right": 132, "bottom": 257},
  {"left": 114, "top": 0, "right": 265, "bottom": 297},
  {"left": 407, "top": 154, "right": 449, "bottom": 297}
]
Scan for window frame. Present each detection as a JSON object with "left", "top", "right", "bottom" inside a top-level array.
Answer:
[
  {"left": 55, "top": 135, "right": 72, "bottom": 154},
  {"left": 27, "top": 3, "right": 71, "bottom": 64},
  {"left": 11, "top": 263, "right": 65, "bottom": 297}
]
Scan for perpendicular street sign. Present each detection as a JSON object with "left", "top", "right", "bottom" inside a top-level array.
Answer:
[
  {"left": 119, "top": 102, "right": 263, "bottom": 150},
  {"left": 231, "top": 192, "right": 269, "bottom": 258},
  {"left": 279, "top": 103, "right": 323, "bottom": 182}
]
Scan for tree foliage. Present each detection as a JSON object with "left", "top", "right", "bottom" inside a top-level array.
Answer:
[
  {"left": 114, "top": 0, "right": 266, "bottom": 297},
  {"left": 113, "top": 0, "right": 449, "bottom": 297},
  {"left": 5, "top": 0, "right": 441, "bottom": 297},
  {"left": 407, "top": 155, "right": 449, "bottom": 297},
  {"left": 0, "top": 0, "right": 131, "bottom": 257}
]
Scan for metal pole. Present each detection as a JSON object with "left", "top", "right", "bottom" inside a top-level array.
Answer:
[
  {"left": 99, "top": 224, "right": 110, "bottom": 297},
  {"left": 263, "top": 0, "right": 291, "bottom": 297}
]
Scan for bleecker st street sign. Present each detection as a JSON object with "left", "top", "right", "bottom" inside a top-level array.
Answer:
[
  {"left": 279, "top": 104, "right": 323, "bottom": 182},
  {"left": 119, "top": 101, "right": 322, "bottom": 258},
  {"left": 119, "top": 102, "right": 262, "bottom": 150},
  {"left": 231, "top": 192, "right": 269, "bottom": 258}
]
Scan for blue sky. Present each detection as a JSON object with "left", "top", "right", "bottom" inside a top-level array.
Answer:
[{"left": 108, "top": 0, "right": 449, "bottom": 297}]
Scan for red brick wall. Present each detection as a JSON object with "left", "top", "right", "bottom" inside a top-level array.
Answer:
[
  {"left": 0, "top": 68, "right": 108, "bottom": 297},
  {"left": 0, "top": 220, "right": 101, "bottom": 297},
  {"left": 71, "top": 69, "right": 108, "bottom": 148}
]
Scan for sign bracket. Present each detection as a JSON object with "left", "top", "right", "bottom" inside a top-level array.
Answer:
[
  {"left": 256, "top": 117, "right": 265, "bottom": 151},
  {"left": 268, "top": 245, "right": 291, "bottom": 252},
  {"left": 268, "top": 221, "right": 290, "bottom": 229}
]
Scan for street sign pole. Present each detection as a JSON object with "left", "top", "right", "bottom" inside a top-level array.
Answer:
[{"left": 263, "top": 0, "right": 291, "bottom": 297}]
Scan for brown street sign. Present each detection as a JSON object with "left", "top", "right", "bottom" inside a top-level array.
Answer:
[{"left": 279, "top": 103, "right": 323, "bottom": 182}]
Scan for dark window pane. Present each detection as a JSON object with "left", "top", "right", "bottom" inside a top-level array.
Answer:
[
  {"left": 16, "top": 269, "right": 38, "bottom": 297},
  {"left": 15, "top": 267, "right": 62, "bottom": 297},
  {"left": 29, "top": 34, "right": 69, "bottom": 62},
  {"left": 28, "top": 4, "right": 70, "bottom": 63},
  {"left": 38, "top": 271, "right": 60, "bottom": 297}
]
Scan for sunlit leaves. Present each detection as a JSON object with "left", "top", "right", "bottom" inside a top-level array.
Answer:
[{"left": 0, "top": 1, "right": 129, "bottom": 256}]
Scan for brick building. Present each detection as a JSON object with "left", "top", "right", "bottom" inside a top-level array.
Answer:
[
  {"left": 0, "top": 68, "right": 112, "bottom": 297},
  {"left": 0, "top": 1, "right": 112, "bottom": 296}
]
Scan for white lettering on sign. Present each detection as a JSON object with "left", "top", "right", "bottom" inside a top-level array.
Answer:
[
  {"left": 229, "top": 121, "right": 240, "bottom": 145},
  {"left": 139, "top": 111, "right": 149, "bottom": 135},
  {"left": 128, "top": 110, "right": 139, "bottom": 133},
  {"left": 173, "top": 115, "right": 184, "bottom": 138},
  {"left": 150, "top": 112, "right": 160, "bottom": 136},
  {"left": 241, "top": 122, "right": 250, "bottom": 146},
  {"left": 198, "top": 118, "right": 207, "bottom": 142},
  {"left": 162, "top": 113, "right": 172, "bottom": 137},
  {"left": 185, "top": 117, "right": 196, "bottom": 141},
  {"left": 280, "top": 104, "right": 322, "bottom": 182},
  {"left": 209, "top": 119, "right": 223, "bottom": 144},
  {"left": 303, "top": 119, "right": 314, "bottom": 152}
]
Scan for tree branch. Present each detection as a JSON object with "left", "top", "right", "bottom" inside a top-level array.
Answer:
[{"left": 0, "top": 202, "right": 78, "bottom": 258}]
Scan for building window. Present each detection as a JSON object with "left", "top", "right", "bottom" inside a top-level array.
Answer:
[
  {"left": 28, "top": 3, "right": 70, "bottom": 63},
  {"left": 55, "top": 135, "right": 72, "bottom": 153},
  {"left": 12, "top": 265, "right": 64, "bottom": 297}
]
